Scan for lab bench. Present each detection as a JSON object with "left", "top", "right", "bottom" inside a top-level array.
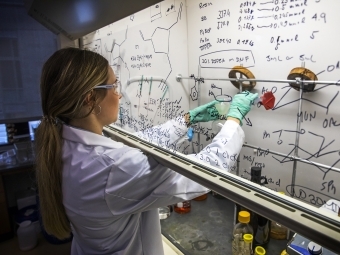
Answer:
[{"left": 161, "top": 193, "right": 290, "bottom": 255}]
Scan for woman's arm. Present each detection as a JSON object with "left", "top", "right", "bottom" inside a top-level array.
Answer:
[{"left": 133, "top": 115, "right": 189, "bottom": 148}]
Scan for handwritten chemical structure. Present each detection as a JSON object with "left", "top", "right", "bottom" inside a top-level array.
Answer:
[{"left": 84, "top": 0, "right": 340, "bottom": 213}]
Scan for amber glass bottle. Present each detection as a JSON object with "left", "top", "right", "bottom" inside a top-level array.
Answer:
[
  {"left": 174, "top": 200, "right": 191, "bottom": 214},
  {"left": 193, "top": 193, "right": 208, "bottom": 201}
]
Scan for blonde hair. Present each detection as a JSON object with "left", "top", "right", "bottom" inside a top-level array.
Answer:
[{"left": 35, "top": 48, "right": 109, "bottom": 239}]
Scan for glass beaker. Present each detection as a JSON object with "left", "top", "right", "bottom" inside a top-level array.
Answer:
[
  {"left": 158, "top": 206, "right": 171, "bottom": 220},
  {"left": 212, "top": 96, "right": 230, "bottom": 135}
]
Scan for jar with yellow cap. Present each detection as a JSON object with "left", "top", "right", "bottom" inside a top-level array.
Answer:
[
  {"left": 255, "top": 246, "right": 266, "bottom": 255},
  {"left": 243, "top": 234, "right": 253, "bottom": 255},
  {"left": 232, "top": 211, "right": 254, "bottom": 255}
]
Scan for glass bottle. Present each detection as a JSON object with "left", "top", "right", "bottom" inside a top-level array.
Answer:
[
  {"left": 193, "top": 193, "right": 208, "bottom": 201},
  {"left": 174, "top": 200, "right": 191, "bottom": 214},
  {"left": 250, "top": 167, "right": 271, "bottom": 249},
  {"left": 255, "top": 246, "right": 266, "bottom": 255},
  {"left": 234, "top": 167, "right": 271, "bottom": 250},
  {"left": 252, "top": 213, "right": 271, "bottom": 249},
  {"left": 232, "top": 211, "right": 253, "bottom": 255},
  {"left": 158, "top": 206, "right": 171, "bottom": 220},
  {"left": 243, "top": 234, "right": 254, "bottom": 255},
  {"left": 270, "top": 192, "right": 288, "bottom": 240}
]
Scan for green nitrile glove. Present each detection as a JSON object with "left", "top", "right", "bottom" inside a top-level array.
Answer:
[
  {"left": 188, "top": 100, "right": 219, "bottom": 124},
  {"left": 226, "top": 91, "right": 258, "bottom": 125}
]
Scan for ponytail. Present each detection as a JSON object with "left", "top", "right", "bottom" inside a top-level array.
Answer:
[
  {"left": 36, "top": 48, "right": 109, "bottom": 239},
  {"left": 35, "top": 119, "right": 71, "bottom": 239}
]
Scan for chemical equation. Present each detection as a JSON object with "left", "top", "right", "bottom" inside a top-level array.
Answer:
[
  {"left": 217, "top": 9, "right": 230, "bottom": 30},
  {"left": 256, "top": 0, "right": 307, "bottom": 29},
  {"left": 268, "top": 129, "right": 340, "bottom": 180},
  {"left": 286, "top": 184, "right": 336, "bottom": 207},
  {"left": 265, "top": 54, "right": 315, "bottom": 62},
  {"left": 199, "top": 50, "right": 255, "bottom": 69},
  {"left": 238, "top": 1, "right": 256, "bottom": 31},
  {"left": 140, "top": 2, "right": 183, "bottom": 92}
]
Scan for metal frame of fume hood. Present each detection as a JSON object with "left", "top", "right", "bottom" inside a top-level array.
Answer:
[
  {"left": 175, "top": 74, "right": 340, "bottom": 86},
  {"left": 176, "top": 69, "right": 340, "bottom": 195},
  {"left": 103, "top": 124, "right": 340, "bottom": 254}
]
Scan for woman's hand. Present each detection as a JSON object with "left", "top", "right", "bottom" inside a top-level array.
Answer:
[
  {"left": 226, "top": 91, "right": 258, "bottom": 125},
  {"left": 187, "top": 100, "right": 219, "bottom": 125}
]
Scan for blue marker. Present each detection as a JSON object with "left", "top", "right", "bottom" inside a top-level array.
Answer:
[{"left": 187, "top": 127, "right": 194, "bottom": 141}]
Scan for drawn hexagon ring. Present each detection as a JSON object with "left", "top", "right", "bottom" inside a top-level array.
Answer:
[
  {"left": 190, "top": 86, "right": 198, "bottom": 101},
  {"left": 122, "top": 76, "right": 171, "bottom": 120}
]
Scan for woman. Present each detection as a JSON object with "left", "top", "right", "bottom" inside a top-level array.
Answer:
[{"left": 35, "top": 47, "right": 257, "bottom": 255}]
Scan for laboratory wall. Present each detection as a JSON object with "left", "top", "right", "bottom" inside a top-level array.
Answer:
[{"left": 83, "top": 0, "right": 340, "bottom": 211}]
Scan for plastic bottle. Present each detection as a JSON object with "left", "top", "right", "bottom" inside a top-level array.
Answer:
[
  {"left": 232, "top": 211, "right": 253, "bottom": 255},
  {"left": 17, "top": 220, "right": 37, "bottom": 251},
  {"left": 253, "top": 91, "right": 275, "bottom": 110},
  {"left": 174, "top": 200, "right": 191, "bottom": 214},
  {"left": 270, "top": 192, "right": 288, "bottom": 240},
  {"left": 255, "top": 246, "right": 266, "bottom": 255},
  {"left": 307, "top": 241, "right": 323, "bottom": 255}
]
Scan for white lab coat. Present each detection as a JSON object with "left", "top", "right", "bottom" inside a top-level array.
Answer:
[{"left": 62, "top": 117, "right": 244, "bottom": 255}]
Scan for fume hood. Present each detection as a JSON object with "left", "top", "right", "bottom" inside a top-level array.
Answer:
[{"left": 25, "top": 0, "right": 163, "bottom": 40}]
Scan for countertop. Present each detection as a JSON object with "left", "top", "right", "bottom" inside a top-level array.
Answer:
[
  {"left": 0, "top": 161, "right": 34, "bottom": 174},
  {"left": 160, "top": 193, "right": 290, "bottom": 255}
]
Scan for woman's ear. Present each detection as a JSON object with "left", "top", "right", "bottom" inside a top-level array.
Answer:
[{"left": 84, "top": 91, "right": 94, "bottom": 106}]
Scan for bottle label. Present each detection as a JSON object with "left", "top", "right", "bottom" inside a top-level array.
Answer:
[{"left": 176, "top": 201, "right": 190, "bottom": 208}]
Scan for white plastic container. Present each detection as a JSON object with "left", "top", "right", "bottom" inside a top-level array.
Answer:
[{"left": 17, "top": 220, "right": 37, "bottom": 251}]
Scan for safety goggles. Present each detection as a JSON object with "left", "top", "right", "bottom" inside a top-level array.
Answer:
[{"left": 94, "top": 79, "right": 120, "bottom": 96}]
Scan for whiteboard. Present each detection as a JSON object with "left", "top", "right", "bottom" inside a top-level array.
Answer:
[
  {"left": 83, "top": 0, "right": 190, "bottom": 132},
  {"left": 83, "top": 0, "right": 340, "bottom": 211}
]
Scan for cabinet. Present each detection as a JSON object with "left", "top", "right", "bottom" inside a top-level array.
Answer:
[
  {"left": 0, "top": 164, "right": 34, "bottom": 242},
  {"left": 0, "top": 175, "right": 12, "bottom": 240}
]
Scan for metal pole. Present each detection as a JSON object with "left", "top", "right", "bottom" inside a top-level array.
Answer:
[
  {"left": 197, "top": 66, "right": 201, "bottom": 153},
  {"left": 243, "top": 143, "right": 340, "bottom": 174},
  {"left": 291, "top": 62, "right": 305, "bottom": 196},
  {"left": 288, "top": 63, "right": 305, "bottom": 240},
  {"left": 176, "top": 75, "right": 339, "bottom": 86},
  {"left": 236, "top": 64, "right": 243, "bottom": 176},
  {"left": 239, "top": 63, "right": 243, "bottom": 93}
]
